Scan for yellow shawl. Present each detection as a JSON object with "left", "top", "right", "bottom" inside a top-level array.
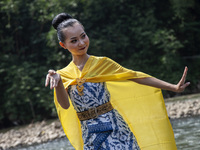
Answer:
[{"left": 54, "top": 56, "right": 177, "bottom": 150}]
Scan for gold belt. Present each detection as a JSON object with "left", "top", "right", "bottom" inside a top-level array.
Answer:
[{"left": 77, "top": 101, "right": 114, "bottom": 121}]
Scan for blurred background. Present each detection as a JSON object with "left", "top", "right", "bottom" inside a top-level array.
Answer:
[{"left": 0, "top": 0, "right": 200, "bottom": 129}]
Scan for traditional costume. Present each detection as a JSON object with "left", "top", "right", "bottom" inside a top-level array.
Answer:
[{"left": 54, "top": 56, "right": 177, "bottom": 150}]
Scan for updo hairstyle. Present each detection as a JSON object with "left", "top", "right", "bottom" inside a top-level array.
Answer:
[{"left": 52, "top": 13, "right": 83, "bottom": 42}]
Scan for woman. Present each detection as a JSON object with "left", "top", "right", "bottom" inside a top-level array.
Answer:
[{"left": 45, "top": 13, "right": 190, "bottom": 150}]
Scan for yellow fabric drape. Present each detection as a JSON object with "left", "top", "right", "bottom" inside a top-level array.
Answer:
[{"left": 54, "top": 56, "right": 177, "bottom": 150}]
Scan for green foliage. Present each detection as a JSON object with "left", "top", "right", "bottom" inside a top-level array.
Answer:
[{"left": 0, "top": 0, "right": 200, "bottom": 127}]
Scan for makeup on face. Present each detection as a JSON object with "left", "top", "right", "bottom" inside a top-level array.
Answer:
[{"left": 63, "top": 24, "right": 90, "bottom": 56}]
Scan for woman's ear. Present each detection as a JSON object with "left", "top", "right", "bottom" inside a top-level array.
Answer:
[{"left": 59, "top": 42, "right": 67, "bottom": 49}]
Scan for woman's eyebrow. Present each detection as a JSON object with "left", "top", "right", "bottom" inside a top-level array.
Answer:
[
  {"left": 80, "top": 32, "right": 85, "bottom": 36},
  {"left": 70, "top": 32, "right": 85, "bottom": 40},
  {"left": 70, "top": 37, "right": 77, "bottom": 40}
]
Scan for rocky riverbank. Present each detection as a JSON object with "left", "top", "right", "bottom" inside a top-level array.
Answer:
[
  {"left": 0, "top": 96, "right": 200, "bottom": 150},
  {"left": 166, "top": 98, "right": 200, "bottom": 119},
  {"left": 0, "top": 120, "right": 66, "bottom": 150}
]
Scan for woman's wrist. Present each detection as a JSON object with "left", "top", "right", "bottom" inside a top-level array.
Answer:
[{"left": 169, "top": 84, "right": 178, "bottom": 92}]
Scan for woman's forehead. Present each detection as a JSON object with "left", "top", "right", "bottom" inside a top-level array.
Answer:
[{"left": 63, "top": 23, "right": 85, "bottom": 39}]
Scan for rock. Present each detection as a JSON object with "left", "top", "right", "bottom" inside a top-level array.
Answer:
[
  {"left": 0, "top": 119, "right": 66, "bottom": 150},
  {"left": 165, "top": 98, "right": 200, "bottom": 119}
]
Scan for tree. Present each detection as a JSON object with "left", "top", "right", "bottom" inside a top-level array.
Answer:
[{"left": 0, "top": 0, "right": 199, "bottom": 128}]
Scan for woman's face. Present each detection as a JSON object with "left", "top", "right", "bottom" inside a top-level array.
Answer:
[{"left": 61, "top": 23, "right": 90, "bottom": 56}]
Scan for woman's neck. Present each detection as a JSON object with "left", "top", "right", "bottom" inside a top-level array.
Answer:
[{"left": 72, "top": 54, "right": 90, "bottom": 71}]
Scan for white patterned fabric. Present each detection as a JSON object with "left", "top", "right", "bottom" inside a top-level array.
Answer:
[{"left": 68, "top": 82, "right": 140, "bottom": 150}]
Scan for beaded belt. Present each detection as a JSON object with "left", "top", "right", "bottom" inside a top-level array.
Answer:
[{"left": 77, "top": 101, "right": 114, "bottom": 121}]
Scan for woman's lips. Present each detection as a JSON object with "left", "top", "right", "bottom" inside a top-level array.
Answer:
[{"left": 79, "top": 47, "right": 86, "bottom": 50}]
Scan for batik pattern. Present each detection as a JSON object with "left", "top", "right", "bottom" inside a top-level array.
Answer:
[{"left": 68, "top": 82, "right": 140, "bottom": 150}]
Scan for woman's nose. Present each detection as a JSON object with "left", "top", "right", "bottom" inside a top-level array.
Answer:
[{"left": 78, "top": 40, "right": 84, "bottom": 46}]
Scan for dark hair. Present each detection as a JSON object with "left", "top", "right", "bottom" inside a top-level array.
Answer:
[{"left": 52, "top": 13, "right": 83, "bottom": 42}]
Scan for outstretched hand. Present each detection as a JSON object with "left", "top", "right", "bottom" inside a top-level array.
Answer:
[
  {"left": 174, "top": 67, "right": 190, "bottom": 92},
  {"left": 45, "top": 70, "right": 61, "bottom": 89}
]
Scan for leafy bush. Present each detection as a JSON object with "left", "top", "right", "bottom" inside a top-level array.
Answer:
[{"left": 0, "top": 0, "right": 200, "bottom": 128}]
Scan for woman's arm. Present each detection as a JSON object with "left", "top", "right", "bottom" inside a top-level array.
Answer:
[
  {"left": 45, "top": 70, "right": 70, "bottom": 109},
  {"left": 130, "top": 67, "right": 190, "bottom": 92}
]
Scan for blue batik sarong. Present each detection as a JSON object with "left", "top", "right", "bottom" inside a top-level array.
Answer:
[{"left": 68, "top": 82, "right": 140, "bottom": 150}]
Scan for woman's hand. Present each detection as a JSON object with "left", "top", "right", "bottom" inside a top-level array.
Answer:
[
  {"left": 45, "top": 70, "right": 61, "bottom": 89},
  {"left": 45, "top": 69, "right": 70, "bottom": 109},
  {"left": 130, "top": 66, "right": 190, "bottom": 93},
  {"left": 174, "top": 66, "right": 190, "bottom": 92}
]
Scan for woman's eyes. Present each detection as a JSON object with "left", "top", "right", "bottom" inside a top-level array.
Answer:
[
  {"left": 71, "top": 40, "right": 77, "bottom": 43},
  {"left": 81, "top": 34, "right": 86, "bottom": 38},
  {"left": 71, "top": 34, "right": 86, "bottom": 43}
]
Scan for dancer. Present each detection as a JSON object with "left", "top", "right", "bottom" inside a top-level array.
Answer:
[{"left": 45, "top": 13, "right": 190, "bottom": 150}]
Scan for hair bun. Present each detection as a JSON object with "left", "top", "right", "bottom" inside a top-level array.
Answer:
[{"left": 52, "top": 13, "right": 73, "bottom": 30}]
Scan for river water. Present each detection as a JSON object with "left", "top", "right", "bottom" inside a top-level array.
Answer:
[{"left": 12, "top": 116, "right": 200, "bottom": 150}]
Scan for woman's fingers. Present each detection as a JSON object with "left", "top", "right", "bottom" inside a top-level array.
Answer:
[
  {"left": 180, "top": 66, "right": 188, "bottom": 85},
  {"left": 179, "top": 82, "right": 190, "bottom": 92},
  {"left": 45, "top": 74, "right": 50, "bottom": 87},
  {"left": 45, "top": 70, "right": 61, "bottom": 89},
  {"left": 182, "top": 82, "right": 190, "bottom": 89},
  {"left": 48, "top": 69, "right": 56, "bottom": 75},
  {"left": 176, "top": 66, "right": 190, "bottom": 92},
  {"left": 45, "top": 69, "right": 56, "bottom": 88},
  {"left": 55, "top": 78, "right": 58, "bottom": 87},
  {"left": 50, "top": 77, "right": 55, "bottom": 89}
]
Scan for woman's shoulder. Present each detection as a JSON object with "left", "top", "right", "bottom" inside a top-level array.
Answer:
[
  {"left": 91, "top": 55, "right": 107, "bottom": 59},
  {"left": 91, "top": 55, "right": 113, "bottom": 62}
]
